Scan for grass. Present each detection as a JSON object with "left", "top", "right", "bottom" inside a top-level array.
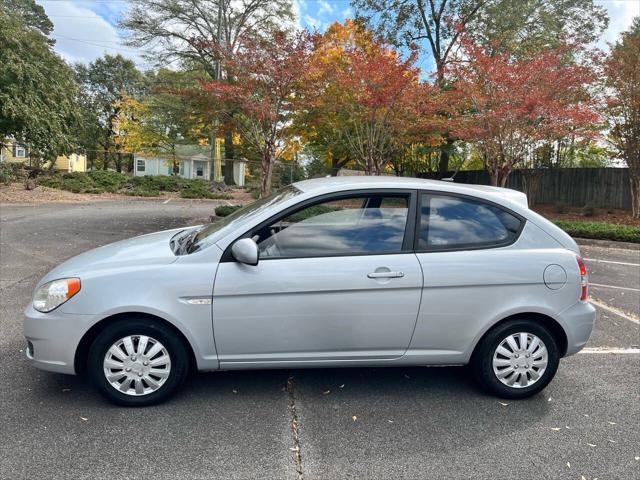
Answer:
[
  {"left": 39, "top": 172, "right": 232, "bottom": 199},
  {"left": 554, "top": 220, "right": 640, "bottom": 243}
]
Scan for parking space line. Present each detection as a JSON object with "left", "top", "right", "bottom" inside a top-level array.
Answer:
[
  {"left": 590, "top": 283, "right": 640, "bottom": 293},
  {"left": 590, "top": 298, "right": 640, "bottom": 325},
  {"left": 579, "top": 347, "right": 640, "bottom": 354},
  {"left": 584, "top": 258, "right": 640, "bottom": 267}
]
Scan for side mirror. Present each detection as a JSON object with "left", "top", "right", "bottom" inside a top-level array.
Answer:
[{"left": 231, "top": 238, "right": 259, "bottom": 266}]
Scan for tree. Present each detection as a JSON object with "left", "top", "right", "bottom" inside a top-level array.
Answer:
[
  {"left": 75, "top": 55, "right": 144, "bottom": 171},
  {"left": 122, "top": 0, "right": 295, "bottom": 182},
  {"left": 466, "top": 0, "right": 608, "bottom": 56},
  {"left": 203, "top": 30, "right": 314, "bottom": 197},
  {"left": 117, "top": 71, "right": 195, "bottom": 174},
  {"left": 0, "top": 6, "right": 78, "bottom": 164},
  {"left": 448, "top": 41, "right": 599, "bottom": 187},
  {"left": 605, "top": 17, "right": 640, "bottom": 218},
  {"left": 2, "top": 0, "right": 53, "bottom": 37},
  {"left": 353, "top": 0, "right": 609, "bottom": 175},
  {"left": 303, "top": 21, "right": 444, "bottom": 177},
  {"left": 353, "top": 0, "right": 488, "bottom": 175}
]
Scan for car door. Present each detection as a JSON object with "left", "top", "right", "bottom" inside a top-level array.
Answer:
[
  {"left": 211, "top": 190, "right": 423, "bottom": 367},
  {"left": 409, "top": 191, "right": 529, "bottom": 359}
]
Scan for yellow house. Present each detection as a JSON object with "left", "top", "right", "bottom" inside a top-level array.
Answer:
[
  {"left": 1, "top": 139, "right": 87, "bottom": 172},
  {"left": 53, "top": 153, "right": 87, "bottom": 172}
]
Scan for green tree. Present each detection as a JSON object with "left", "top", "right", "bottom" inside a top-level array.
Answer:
[
  {"left": 0, "top": 6, "right": 78, "bottom": 165},
  {"left": 75, "top": 54, "right": 144, "bottom": 171},
  {"left": 2, "top": 0, "right": 53, "bottom": 36},
  {"left": 467, "top": 0, "right": 608, "bottom": 55}
]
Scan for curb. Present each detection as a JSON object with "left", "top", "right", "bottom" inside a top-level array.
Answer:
[{"left": 575, "top": 237, "right": 640, "bottom": 251}]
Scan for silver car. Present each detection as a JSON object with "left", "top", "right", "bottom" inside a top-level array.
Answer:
[{"left": 24, "top": 177, "right": 595, "bottom": 406}]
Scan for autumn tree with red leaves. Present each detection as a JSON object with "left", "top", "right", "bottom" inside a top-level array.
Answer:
[
  {"left": 447, "top": 41, "right": 599, "bottom": 187},
  {"left": 203, "top": 31, "right": 314, "bottom": 197},
  {"left": 304, "top": 21, "right": 444, "bottom": 176},
  {"left": 605, "top": 18, "right": 640, "bottom": 218}
]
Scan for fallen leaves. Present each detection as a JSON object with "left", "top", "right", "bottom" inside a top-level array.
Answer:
[
  {"left": 566, "top": 462, "right": 571, "bottom": 469},
  {"left": 351, "top": 416, "right": 358, "bottom": 422},
  {"left": 498, "top": 401, "right": 509, "bottom": 406},
  {"left": 586, "top": 443, "right": 596, "bottom": 447},
  {"left": 322, "top": 390, "right": 331, "bottom": 395},
  {"left": 79, "top": 416, "right": 88, "bottom": 422},
  {"left": 551, "top": 427, "right": 562, "bottom": 431}
]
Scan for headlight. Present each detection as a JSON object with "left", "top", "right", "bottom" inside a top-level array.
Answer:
[{"left": 33, "top": 278, "right": 81, "bottom": 313}]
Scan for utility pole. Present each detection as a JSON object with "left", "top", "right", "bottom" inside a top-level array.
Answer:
[{"left": 212, "top": 0, "right": 224, "bottom": 182}]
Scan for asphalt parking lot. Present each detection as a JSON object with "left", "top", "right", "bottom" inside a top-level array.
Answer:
[{"left": 1, "top": 200, "right": 638, "bottom": 480}]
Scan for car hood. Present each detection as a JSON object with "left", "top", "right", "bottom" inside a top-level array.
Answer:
[{"left": 38, "top": 228, "right": 184, "bottom": 285}]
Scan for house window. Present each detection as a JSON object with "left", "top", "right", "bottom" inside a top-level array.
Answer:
[
  {"left": 196, "top": 163, "right": 204, "bottom": 177},
  {"left": 179, "top": 162, "right": 185, "bottom": 176},
  {"left": 136, "top": 159, "right": 145, "bottom": 172},
  {"left": 13, "top": 143, "right": 26, "bottom": 158}
]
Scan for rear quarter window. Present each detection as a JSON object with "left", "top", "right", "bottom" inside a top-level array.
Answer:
[{"left": 418, "top": 194, "right": 523, "bottom": 250}]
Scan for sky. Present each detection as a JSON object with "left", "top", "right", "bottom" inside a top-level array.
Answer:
[{"left": 36, "top": 0, "right": 640, "bottom": 71}]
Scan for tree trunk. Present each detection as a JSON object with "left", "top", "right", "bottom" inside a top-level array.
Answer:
[
  {"left": 223, "top": 131, "right": 235, "bottom": 185},
  {"left": 521, "top": 169, "right": 544, "bottom": 207},
  {"left": 438, "top": 138, "right": 454, "bottom": 178},
  {"left": 630, "top": 171, "right": 640, "bottom": 219},
  {"left": 260, "top": 148, "right": 275, "bottom": 197}
]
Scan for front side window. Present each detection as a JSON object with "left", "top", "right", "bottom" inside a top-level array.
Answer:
[
  {"left": 196, "top": 163, "right": 204, "bottom": 177},
  {"left": 256, "top": 194, "right": 410, "bottom": 258},
  {"left": 136, "top": 159, "right": 145, "bottom": 172},
  {"left": 13, "top": 143, "right": 26, "bottom": 158},
  {"left": 418, "top": 194, "right": 522, "bottom": 250}
]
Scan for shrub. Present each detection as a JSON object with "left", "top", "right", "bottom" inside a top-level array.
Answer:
[
  {"left": 132, "top": 175, "right": 182, "bottom": 192},
  {"left": 123, "top": 187, "right": 160, "bottom": 197},
  {"left": 0, "top": 163, "right": 22, "bottom": 184},
  {"left": 58, "top": 172, "right": 95, "bottom": 193},
  {"left": 554, "top": 220, "right": 640, "bottom": 243},
  {"left": 88, "top": 170, "right": 128, "bottom": 192},
  {"left": 215, "top": 205, "right": 243, "bottom": 217},
  {"left": 180, "top": 179, "right": 232, "bottom": 199}
]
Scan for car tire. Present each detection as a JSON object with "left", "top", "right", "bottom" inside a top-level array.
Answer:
[
  {"left": 471, "top": 319, "right": 560, "bottom": 399},
  {"left": 87, "top": 318, "right": 190, "bottom": 406}
]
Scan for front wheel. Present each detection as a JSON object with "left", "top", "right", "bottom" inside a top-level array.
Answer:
[
  {"left": 87, "top": 319, "right": 190, "bottom": 406},
  {"left": 471, "top": 319, "right": 560, "bottom": 399}
]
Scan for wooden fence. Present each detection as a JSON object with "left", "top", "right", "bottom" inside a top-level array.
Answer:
[{"left": 441, "top": 168, "right": 631, "bottom": 210}]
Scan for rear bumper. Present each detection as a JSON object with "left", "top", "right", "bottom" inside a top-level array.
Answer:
[
  {"left": 560, "top": 300, "right": 597, "bottom": 356},
  {"left": 23, "top": 305, "right": 93, "bottom": 375}
]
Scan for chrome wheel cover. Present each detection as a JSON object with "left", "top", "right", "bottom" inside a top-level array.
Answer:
[
  {"left": 492, "top": 332, "right": 548, "bottom": 389},
  {"left": 103, "top": 335, "right": 171, "bottom": 396}
]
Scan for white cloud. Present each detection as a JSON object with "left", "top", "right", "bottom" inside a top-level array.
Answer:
[
  {"left": 36, "top": 1, "right": 148, "bottom": 67},
  {"left": 318, "top": 0, "right": 334, "bottom": 15},
  {"left": 304, "top": 14, "right": 324, "bottom": 31},
  {"left": 597, "top": 0, "right": 640, "bottom": 48}
]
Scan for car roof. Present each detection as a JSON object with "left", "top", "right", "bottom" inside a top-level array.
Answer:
[{"left": 293, "top": 176, "right": 529, "bottom": 209}]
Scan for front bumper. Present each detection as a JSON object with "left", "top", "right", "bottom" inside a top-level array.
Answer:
[
  {"left": 560, "top": 300, "right": 597, "bottom": 356},
  {"left": 23, "top": 304, "right": 94, "bottom": 375}
]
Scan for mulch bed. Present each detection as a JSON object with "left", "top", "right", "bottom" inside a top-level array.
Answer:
[{"left": 533, "top": 203, "right": 639, "bottom": 227}]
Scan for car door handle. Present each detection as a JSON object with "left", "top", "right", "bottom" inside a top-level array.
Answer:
[{"left": 367, "top": 271, "right": 405, "bottom": 279}]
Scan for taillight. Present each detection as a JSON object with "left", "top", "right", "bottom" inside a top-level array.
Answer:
[{"left": 576, "top": 256, "right": 588, "bottom": 301}]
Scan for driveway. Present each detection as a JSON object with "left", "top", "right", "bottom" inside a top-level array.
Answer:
[{"left": 1, "top": 200, "right": 638, "bottom": 480}]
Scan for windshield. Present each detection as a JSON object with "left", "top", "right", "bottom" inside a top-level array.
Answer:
[{"left": 187, "top": 184, "right": 302, "bottom": 253}]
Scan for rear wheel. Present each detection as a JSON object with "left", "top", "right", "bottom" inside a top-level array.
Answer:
[
  {"left": 87, "top": 319, "right": 190, "bottom": 406},
  {"left": 471, "top": 319, "right": 559, "bottom": 399}
]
